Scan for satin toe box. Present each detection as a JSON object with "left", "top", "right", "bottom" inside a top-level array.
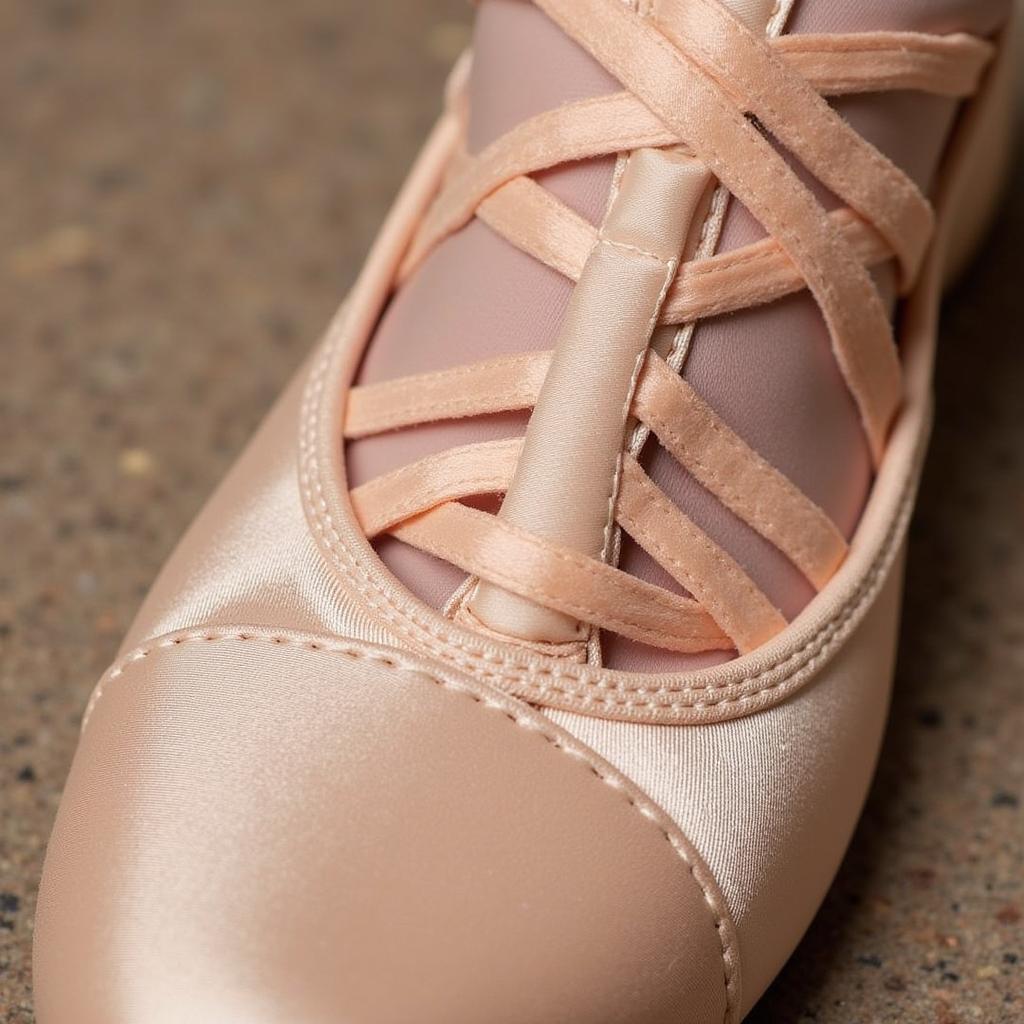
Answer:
[{"left": 34, "top": 628, "right": 737, "bottom": 1024}]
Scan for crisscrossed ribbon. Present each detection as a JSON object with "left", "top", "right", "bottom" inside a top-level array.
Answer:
[{"left": 345, "top": 0, "right": 992, "bottom": 656}]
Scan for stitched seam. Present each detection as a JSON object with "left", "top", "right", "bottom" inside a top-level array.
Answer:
[
  {"left": 603, "top": 348, "right": 649, "bottom": 563},
  {"left": 83, "top": 628, "right": 740, "bottom": 1018},
  {"left": 595, "top": 234, "right": 668, "bottom": 264}
]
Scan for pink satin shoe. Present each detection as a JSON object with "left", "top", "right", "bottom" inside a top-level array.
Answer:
[{"left": 34, "top": 1, "right": 1015, "bottom": 1021}]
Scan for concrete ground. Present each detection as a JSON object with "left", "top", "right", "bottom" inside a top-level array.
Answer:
[{"left": 1, "top": 1, "right": 1021, "bottom": 1020}]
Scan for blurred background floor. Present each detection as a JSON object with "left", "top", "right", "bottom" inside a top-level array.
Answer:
[{"left": 1, "top": 2, "right": 1021, "bottom": 1021}]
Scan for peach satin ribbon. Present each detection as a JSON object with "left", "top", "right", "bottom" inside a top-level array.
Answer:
[{"left": 345, "top": 3, "right": 992, "bottom": 657}]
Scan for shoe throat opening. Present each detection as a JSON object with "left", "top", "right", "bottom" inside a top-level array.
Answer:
[{"left": 344, "top": 0, "right": 1006, "bottom": 672}]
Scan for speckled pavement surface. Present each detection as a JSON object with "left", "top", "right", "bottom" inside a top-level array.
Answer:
[{"left": 1, "top": 2, "right": 1022, "bottom": 1021}]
